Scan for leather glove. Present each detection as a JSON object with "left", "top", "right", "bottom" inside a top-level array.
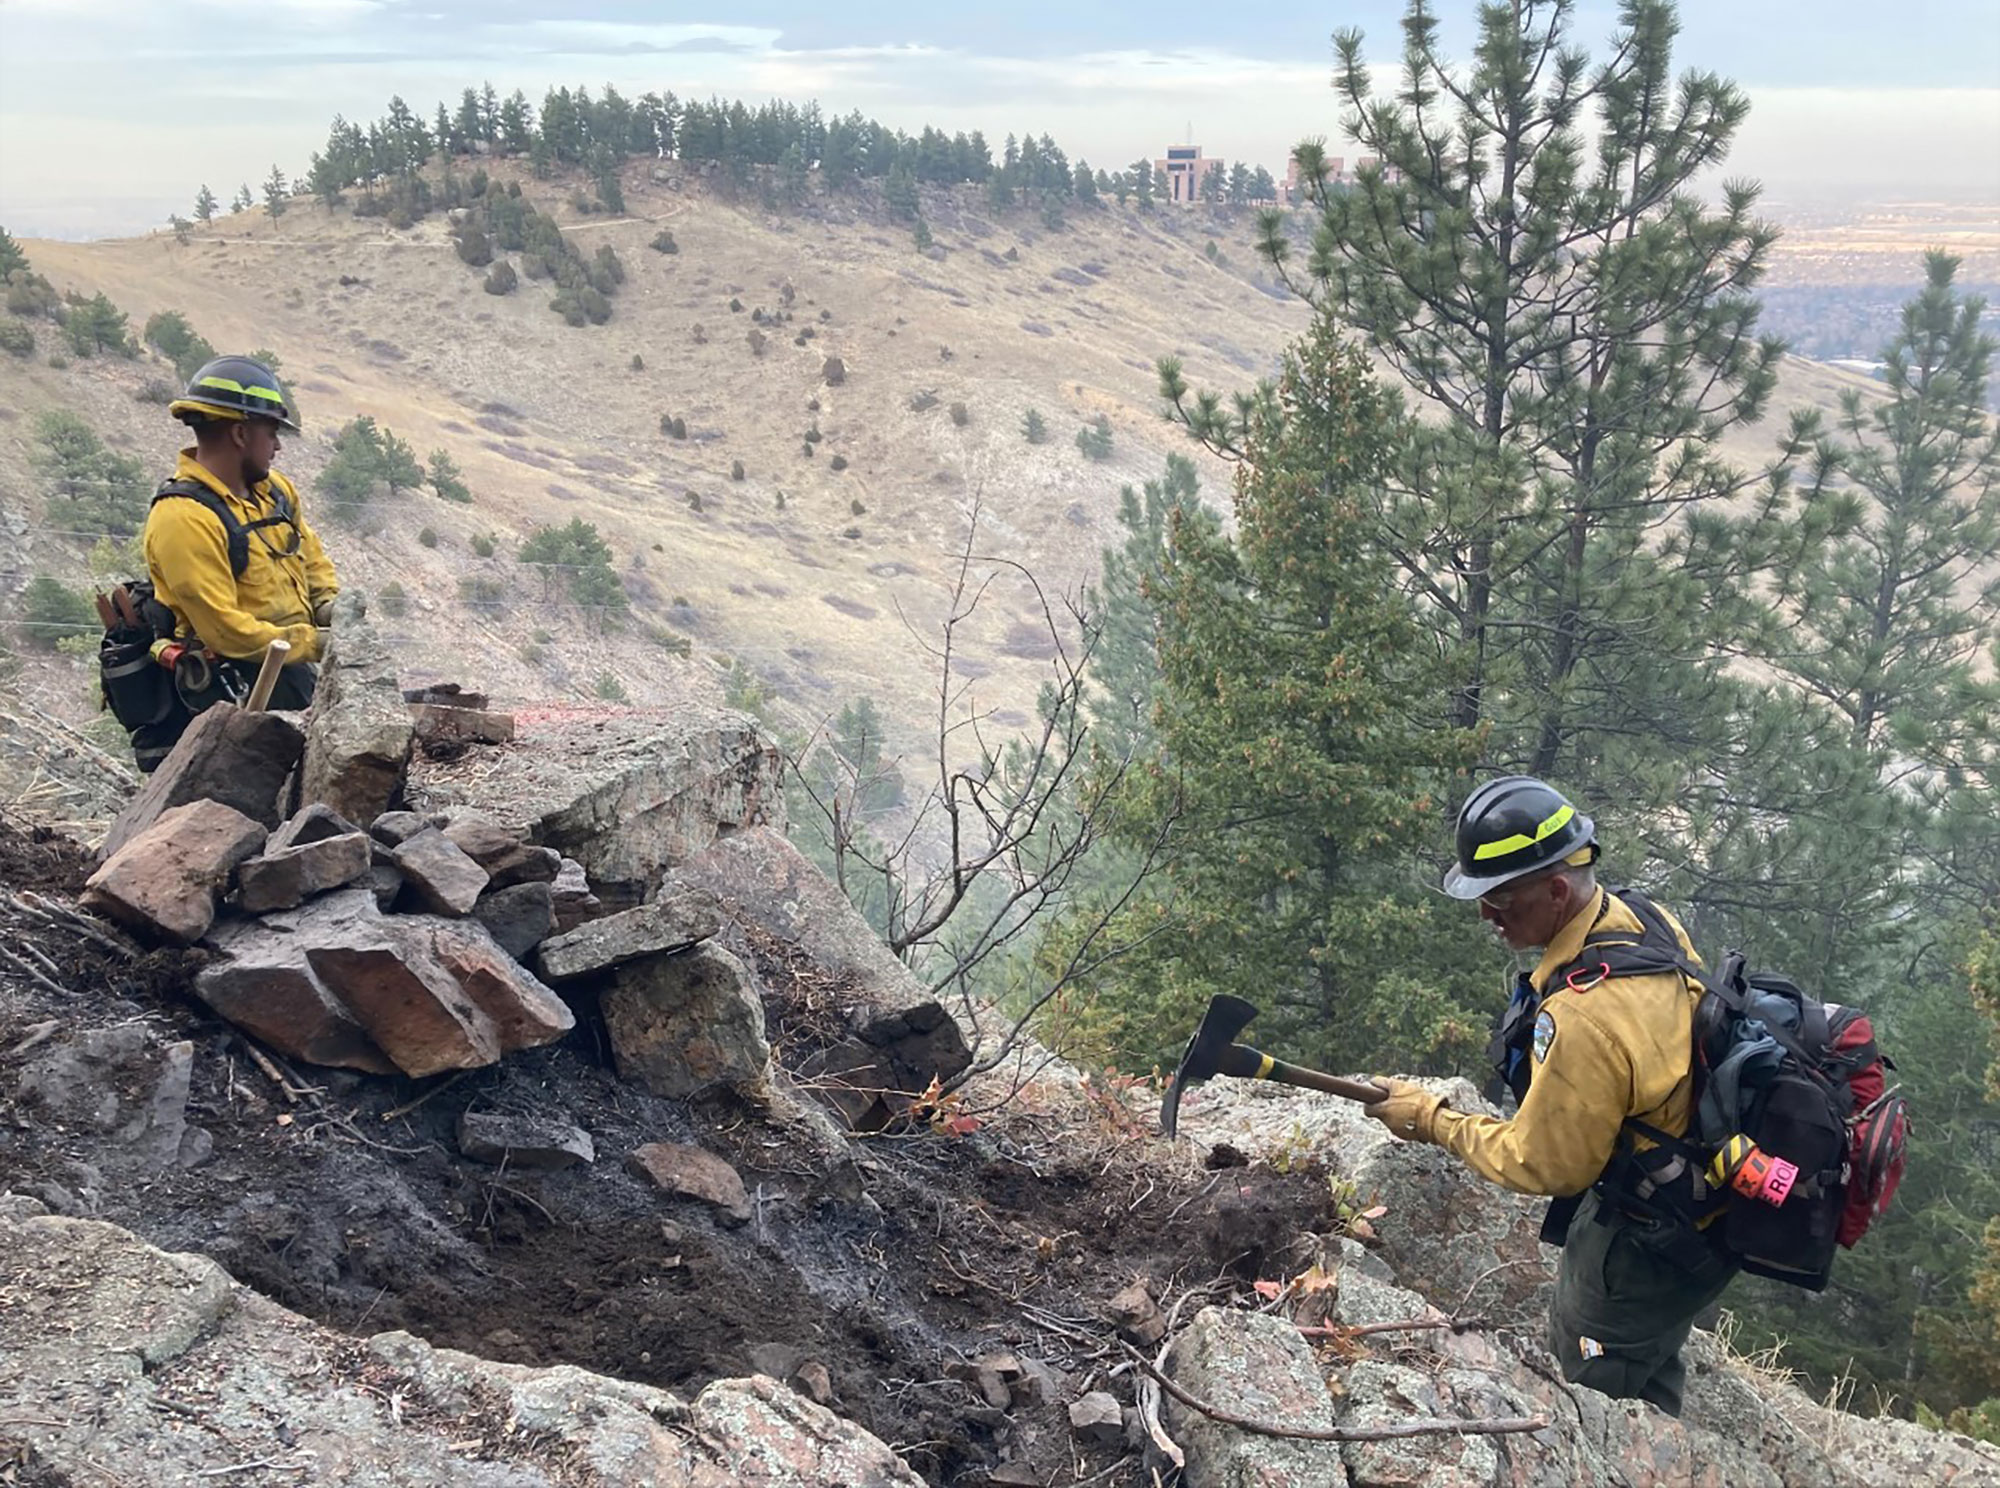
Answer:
[
  {"left": 1363, "top": 1078, "right": 1448, "bottom": 1144},
  {"left": 312, "top": 599, "right": 335, "bottom": 628}
]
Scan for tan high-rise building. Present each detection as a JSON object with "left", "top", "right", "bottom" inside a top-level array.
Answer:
[{"left": 1156, "top": 144, "right": 1224, "bottom": 205}]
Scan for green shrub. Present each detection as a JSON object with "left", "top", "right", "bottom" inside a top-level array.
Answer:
[
  {"left": 1076, "top": 413, "right": 1114, "bottom": 461},
  {"left": 470, "top": 532, "right": 496, "bottom": 558},
  {"left": 730, "top": 460, "right": 745, "bottom": 481},
  {"left": 594, "top": 672, "right": 629, "bottom": 702},
  {"left": 850, "top": 497, "right": 866, "bottom": 516},
  {"left": 630, "top": 353, "right": 644, "bottom": 371},
  {"left": 17, "top": 573, "right": 97, "bottom": 650},
  {"left": 0, "top": 317, "right": 33, "bottom": 357},
  {"left": 1021, "top": 408, "right": 1048, "bottom": 444},
  {"left": 532, "top": 627, "right": 553, "bottom": 644},
  {"left": 949, "top": 401, "right": 970, "bottom": 427},
  {"left": 378, "top": 580, "right": 408, "bottom": 617},
  {"left": 428, "top": 449, "right": 473, "bottom": 504},
  {"left": 135, "top": 377, "right": 175, "bottom": 404},
  {"left": 650, "top": 228, "right": 678, "bottom": 254},
  {"left": 483, "top": 261, "right": 518, "bottom": 295},
  {"left": 686, "top": 491, "right": 703, "bottom": 512},
  {"left": 829, "top": 454, "right": 848, "bottom": 471},
  {"left": 419, "top": 526, "right": 439, "bottom": 548},
  {"left": 458, "top": 575, "right": 504, "bottom": 607}
]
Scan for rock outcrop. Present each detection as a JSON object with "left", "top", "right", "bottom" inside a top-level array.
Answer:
[
  {"left": 408, "top": 704, "right": 782, "bottom": 889},
  {"left": 0, "top": 1201, "right": 925, "bottom": 1487},
  {"left": 299, "top": 619, "right": 415, "bottom": 826}
]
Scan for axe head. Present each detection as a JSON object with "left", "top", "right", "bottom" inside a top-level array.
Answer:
[{"left": 1160, "top": 994, "right": 1260, "bottom": 1137}]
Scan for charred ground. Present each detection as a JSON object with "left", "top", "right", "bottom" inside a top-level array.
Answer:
[{"left": 0, "top": 816, "right": 1334, "bottom": 1487}]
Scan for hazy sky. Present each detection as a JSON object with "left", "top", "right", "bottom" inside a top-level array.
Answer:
[{"left": 2, "top": 0, "right": 1996, "bottom": 238}]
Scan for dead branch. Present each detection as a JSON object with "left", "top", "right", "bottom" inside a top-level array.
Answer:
[
  {"left": 1297, "top": 1315, "right": 1489, "bottom": 1340},
  {"left": 1119, "top": 1342, "right": 1548, "bottom": 1444},
  {"left": 12, "top": 891, "right": 145, "bottom": 960},
  {"left": 0, "top": 943, "right": 69, "bottom": 998}
]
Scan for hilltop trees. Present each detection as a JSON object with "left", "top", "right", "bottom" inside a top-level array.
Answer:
[
  {"left": 193, "top": 185, "right": 218, "bottom": 223},
  {"left": 317, "top": 416, "right": 424, "bottom": 520},
  {"left": 263, "top": 165, "right": 289, "bottom": 218}
]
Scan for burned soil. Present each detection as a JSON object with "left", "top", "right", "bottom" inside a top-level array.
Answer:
[{"left": 0, "top": 818, "right": 1337, "bottom": 1486}]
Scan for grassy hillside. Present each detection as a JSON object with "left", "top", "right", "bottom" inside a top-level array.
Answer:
[{"left": 0, "top": 165, "right": 1889, "bottom": 766}]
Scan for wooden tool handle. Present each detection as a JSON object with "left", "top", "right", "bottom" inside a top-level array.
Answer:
[
  {"left": 244, "top": 639, "right": 291, "bottom": 712},
  {"left": 1265, "top": 1059, "right": 1389, "bottom": 1106}
]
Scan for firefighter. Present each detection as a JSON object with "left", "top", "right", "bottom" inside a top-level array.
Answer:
[
  {"left": 127, "top": 356, "right": 339, "bottom": 767},
  {"left": 1362, "top": 776, "right": 1739, "bottom": 1416}
]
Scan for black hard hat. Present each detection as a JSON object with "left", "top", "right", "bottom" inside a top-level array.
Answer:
[
  {"left": 169, "top": 355, "right": 301, "bottom": 433},
  {"left": 1442, "top": 774, "right": 1595, "bottom": 899}
]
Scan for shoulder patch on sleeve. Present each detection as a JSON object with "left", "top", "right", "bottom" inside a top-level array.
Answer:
[{"left": 1532, "top": 1010, "right": 1557, "bottom": 1064}]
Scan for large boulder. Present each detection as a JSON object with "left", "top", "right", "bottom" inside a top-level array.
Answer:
[
  {"left": 0, "top": 1206, "right": 927, "bottom": 1487},
  {"left": 298, "top": 618, "right": 415, "bottom": 827},
  {"left": 198, "top": 893, "right": 396, "bottom": 1073},
  {"left": 602, "top": 941, "right": 770, "bottom": 1101},
  {"left": 196, "top": 891, "right": 570, "bottom": 1076},
  {"left": 405, "top": 704, "right": 782, "bottom": 891},
  {"left": 100, "top": 705, "right": 304, "bottom": 860},
  {"left": 83, "top": 797, "right": 268, "bottom": 944},
  {"left": 670, "top": 828, "right": 971, "bottom": 1128}
]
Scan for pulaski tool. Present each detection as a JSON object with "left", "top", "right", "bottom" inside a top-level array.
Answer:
[{"left": 1160, "top": 995, "right": 1389, "bottom": 1136}]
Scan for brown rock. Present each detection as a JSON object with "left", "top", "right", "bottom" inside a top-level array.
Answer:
[
  {"left": 792, "top": 1361, "right": 833, "bottom": 1407},
  {"left": 236, "top": 831, "right": 371, "bottom": 913},
  {"left": 424, "top": 916, "right": 574, "bottom": 1051},
  {"left": 401, "top": 684, "right": 487, "bottom": 709},
  {"left": 625, "top": 1142, "right": 752, "bottom": 1224},
  {"left": 412, "top": 703, "right": 515, "bottom": 745},
  {"left": 536, "top": 888, "right": 721, "bottom": 982},
  {"left": 196, "top": 894, "right": 395, "bottom": 1072},
  {"left": 602, "top": 942, "right": 769, "bottom": 1101},
  {"left": 390, "top": 828, "right": 489, "bottom": 917},
  {"left": 312, "top": 919, "right": 502, "bottom": 1077},
  {"left": 101, "top": 707, "right": 304, "bottom": 860},
  {"left": 441, "top": 809, "right": 558, "bottom": 888},
  {"left": 369, "top": 811, "right": 433, "bottom": 846},
  {"left": 298, "top": 619, "right": 414, "bottom": 826},
  {"left": 549, "top": 856, "right": 600, "bottom": 932},
  {"left": 1105, "top": 1280, "right": 1167, "bottom": 1347},
  {"left": 1067, "top": 1391, "right": 1123, "bottom": 1444},
  {"left": 84, "top": 799, "right": 268, "bottom": 945},
  {"left": 266, "top": 803, "right": 364, "bottom": 853}
]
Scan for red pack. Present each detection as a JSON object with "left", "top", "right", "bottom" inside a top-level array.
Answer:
[{"left": 1828, "top": 1008, "right": 1908, "bottom": 1249}]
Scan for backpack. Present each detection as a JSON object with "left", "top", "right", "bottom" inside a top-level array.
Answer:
[
  {"left": 1547, "top": 890, "right": 1908, "bottom": 1292},
  {"left": 96, "top": 478, "right": 294, "bottom": 735}
]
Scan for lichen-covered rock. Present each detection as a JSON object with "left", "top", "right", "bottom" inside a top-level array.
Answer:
[
  {"left": 536, "top": 888, "right": 720, "bottom": 982},
  {"left": 405, "top": 705, "right": 782, "bottom": 890},
  {"left": 603, "top": 941, "right": 770, "bottom": 1101},
  {"left": 299, "top": 618, "right": 414, "bottom": 827},
  {"left": 1163, "top": 1307, "right": 1347, "bottom": 1487},
  {"left": 0, "top": 1207, "right": 924, "bottom": 1487}
]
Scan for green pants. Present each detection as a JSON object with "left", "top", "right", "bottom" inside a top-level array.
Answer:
[{"left": 1549, "top": 1189, "right": 1739, "bottom": 1416}]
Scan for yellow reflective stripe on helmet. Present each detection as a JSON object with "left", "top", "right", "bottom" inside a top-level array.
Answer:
[
  {"left": 196, "top": 375, "right": 284, "bottom": 405},
  {"left": 1472, "top": 803, "right": 1575, "bottom": 860},
  {"left": 168, "top": 398, "right": 247, "bottom": 422}
]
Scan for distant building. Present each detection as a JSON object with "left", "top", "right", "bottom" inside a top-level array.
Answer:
[
  {"left": 1282, "top": 153, "right": 1400, "bottom": 204},
  {"left": 1156, "top": 144, "right": 1224, "bottom": 205}
]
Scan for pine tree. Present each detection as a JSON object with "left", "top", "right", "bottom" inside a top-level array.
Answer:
[
  {"left": 1073, "top": 161, "right": 1098, "bottom": 204},
  {"left": 32, "top": 411, "right": 147, "bottom": 534},
  {"left": 1172, "top": 0, "right": 1820, "bottom": 852},
  {"left": 1087, "top": 453, "right": 1210, "bottom": 760},
  {"left": 1226, "top": 161, "right": 1250, "bottom": 205},
  {"left": 1108, "top": 316, "right": 1480, "bottom": 1070},
  {"left": 0, "top": 226, "right": 27, "bottom": 279},
  {"left": 1021, "top": 408, "right": 1048, "bottom": 445},
  {"left": 1131, "top": 159, "right": 1154, "bottom": 209},
  {"left": 428, "top": 449, "right": 473, "bottom": 504},
  {"left": 262, "top": 164, "right": 288, "bottom": 218},
  {"left": 1199, "top": 162, "right": 1225, "bottom": 205},
  {"left": 193, "top": 185, "right": 218, "bottom": 223},
  {"left": 232, "top": 183, "right": 253, "bottom": 214}
]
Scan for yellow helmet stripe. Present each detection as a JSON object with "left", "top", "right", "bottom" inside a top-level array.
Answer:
[
  {"left": 195, "top": 375, "right": 285, "bottom": 405},
  {"left": 1472, "top": 803, "right": 1575, "bottom": 861}
]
